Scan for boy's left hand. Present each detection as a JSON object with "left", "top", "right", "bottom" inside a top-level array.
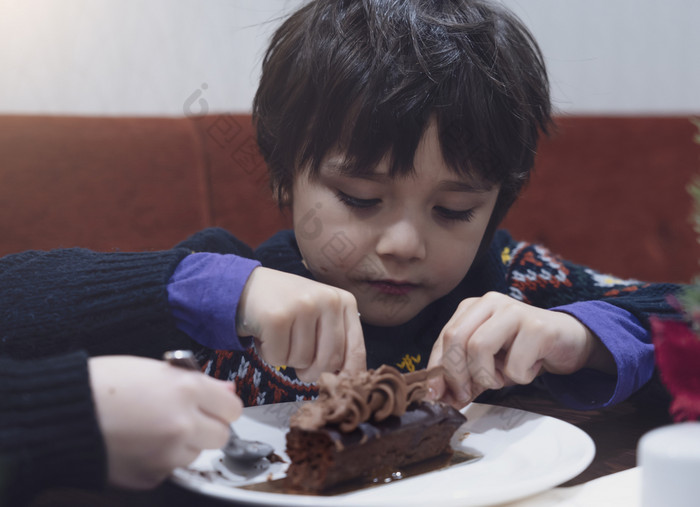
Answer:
[{"left": 426, "top": 291, "right": 614, "bottom": 408}]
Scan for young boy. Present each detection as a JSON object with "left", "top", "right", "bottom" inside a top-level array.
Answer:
[
  {"left": 198, "top": 0, "right": 681, "bottom": 409},
  {"left": 0, "top": 1, "right": 680, "bottom": 497},
  {"left": 0, "top": 0, "right": 680, "bottom": 433}
]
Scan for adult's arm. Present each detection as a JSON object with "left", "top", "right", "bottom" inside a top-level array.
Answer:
[
  {"left": 0, "top": 248, "right": 193, "bottom": 359},
  {"left": 0, "top": 228, "right": 258, "bottom": 360},
  {"left": 0, "top": 351, "right": 105, "bottom": 506}
]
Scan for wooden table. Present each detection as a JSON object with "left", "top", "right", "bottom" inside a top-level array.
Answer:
[{"left": 30, "top": 387, "right": 672, "bottom": 506}]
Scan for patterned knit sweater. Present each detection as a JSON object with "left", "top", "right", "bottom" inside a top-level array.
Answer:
[
  {"left": 201, "top": 229, "right": 682, "bottom": 407},
  {"left": 0, "top": 227, "right": 681, "bottom": 503}
]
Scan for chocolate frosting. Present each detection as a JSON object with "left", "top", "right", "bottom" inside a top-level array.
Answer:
[{"left": 290, "top": 365, "right": 435, "bottom": 432}]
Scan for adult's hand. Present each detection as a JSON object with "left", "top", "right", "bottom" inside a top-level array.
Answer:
[{"left": 89, "top": 355, "right": 242, "bottom": 489}]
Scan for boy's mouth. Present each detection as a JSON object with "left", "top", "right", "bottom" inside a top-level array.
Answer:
[{"left": 366, "top": 280, "right": 418, "bottom": 296}]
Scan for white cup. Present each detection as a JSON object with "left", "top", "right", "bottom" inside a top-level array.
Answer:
[{"left": 638, "top": 422, "right": 700, "bottom": 507}]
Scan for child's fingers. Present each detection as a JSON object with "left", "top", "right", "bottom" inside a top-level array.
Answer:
[
  {"left": 429, "top": 331, "right": 472, "bottom": 404},
  {"left": 287, "top": 313, "right": 318, "bottom": 370},
  {"left": 427, "top": 332, "right": 443, "bottom": 367},
  {"left": 296, "top": 307, "right": 346, "bottom": 382},
  {"left": 502, "top": 328, "right": 544, "bottom": 385},
  {"left": 464, "top": 310, "right": 523, "bottom": 390},
  {"left": 435, "top": 302, "right": 493, "bottom": 403},
  {"left": 435, "top": 333, "right": 472, "bottom": 404},
  {"left": 341, "top": 304, "right": 366, "bottom": 373},
  {"left": 430, "top": 293, "right": 512, "bottom": 403},
  {"left": 301, "top": 303, "right": 365, "bottom": 381},
  {"left": 441, "top": 390, "right": 472, "bottom": 410},
  {"left": 426, "top": 371, "right": 447, "bottom": 402},
  {"left": 319, "top": 300, "right": 349, "bottom": 372},
  {"left": 426, "top": 362, "right": 473, "bottom": 409},
  {"left": 255, "top": 318, "right": 291, "bottom": 366},
  {"left": 426, "top": 334, "right": 446, "bottom": 399}
]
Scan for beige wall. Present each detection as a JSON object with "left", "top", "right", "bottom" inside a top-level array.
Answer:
[{"left": 0, "top": 0, "right": 698, "bottom": 116}]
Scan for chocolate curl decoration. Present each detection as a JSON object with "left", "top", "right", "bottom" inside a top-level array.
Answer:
[
  {"left": 320, "top": 371, "right": 373, "bottom": 432},
  {"left": 289, "top": 402, "right": 327, "bottom": 431},
  {"left": 404, "top": 366, "right": 443, "bottom": 403},
  {"left": 369, "top": 365, "right": 408, "bottom": 421},
  {"left": 290, "top": 365, "right": 439, "bottom": 432}
]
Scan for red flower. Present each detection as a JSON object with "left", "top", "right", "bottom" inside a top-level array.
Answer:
[{"left": 651, "top": 317, "right": 700, "bottom": 422}]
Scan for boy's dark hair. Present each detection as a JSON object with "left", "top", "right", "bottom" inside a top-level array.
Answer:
[{"left": 254, "top": 0, "right": 551, "bottom": 250}]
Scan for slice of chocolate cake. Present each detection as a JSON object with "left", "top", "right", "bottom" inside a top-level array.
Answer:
[{"left": 285, "top": 365, "right": 466, "bottom": 493}]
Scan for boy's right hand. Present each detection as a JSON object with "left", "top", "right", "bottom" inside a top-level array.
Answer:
[{"left": 236, "top": 267, "right": 366, "bottom": 382}]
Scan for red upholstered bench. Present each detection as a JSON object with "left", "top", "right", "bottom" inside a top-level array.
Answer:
[{"left": 1, "top": 114, "right": 697, "bottom": 283}]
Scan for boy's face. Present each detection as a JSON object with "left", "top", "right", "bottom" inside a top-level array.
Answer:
[{"left": 291, "top": 120, "right": 500, "bottom": 327}]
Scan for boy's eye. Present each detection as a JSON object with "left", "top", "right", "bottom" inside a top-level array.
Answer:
[
  {"left": 335, "top": 190, "right": 380, "bottom": 209},
  {"left": 434, "top": 206, "right": 475, "bottom": 222}
]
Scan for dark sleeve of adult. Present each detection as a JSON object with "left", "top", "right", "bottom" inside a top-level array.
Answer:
[
  {"left": 0, "top": 351, "right": 106, "bottom": 506},
  {"left": 0, "top": 228, "right": 256, "bottom": 360},
  {"left": 0, "top": 247, "right": 193, "bottom": 359}
]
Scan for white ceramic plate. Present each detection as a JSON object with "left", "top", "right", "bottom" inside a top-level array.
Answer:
[{"left": 171, "top": 402, "right": 595, "bottom": 507}]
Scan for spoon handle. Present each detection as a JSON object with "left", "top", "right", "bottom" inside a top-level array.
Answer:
[{"left": 163, "top": 350, "right": 201, "bottom": 371}]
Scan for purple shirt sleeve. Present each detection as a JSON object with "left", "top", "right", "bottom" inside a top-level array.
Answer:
[
  {"left": 167, "top": 252, "right": 260, "bottom": 350},
  {"left": 545, "top": 300, "right": 655, "bottom": 409}
]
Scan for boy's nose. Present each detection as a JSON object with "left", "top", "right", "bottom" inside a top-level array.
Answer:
[{"left": 375, "top": 218, "right": 427, "bottom": 261}]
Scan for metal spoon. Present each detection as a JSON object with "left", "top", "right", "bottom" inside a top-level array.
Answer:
[
  {"left": 222, "top": 427, "right": 274, "bottom": 462},
  {"left": 220, "top": 427, "right": 275, "bottom": 477},
  {"left": 163, "top": 350, "right": 275, "bottom": 469}
]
